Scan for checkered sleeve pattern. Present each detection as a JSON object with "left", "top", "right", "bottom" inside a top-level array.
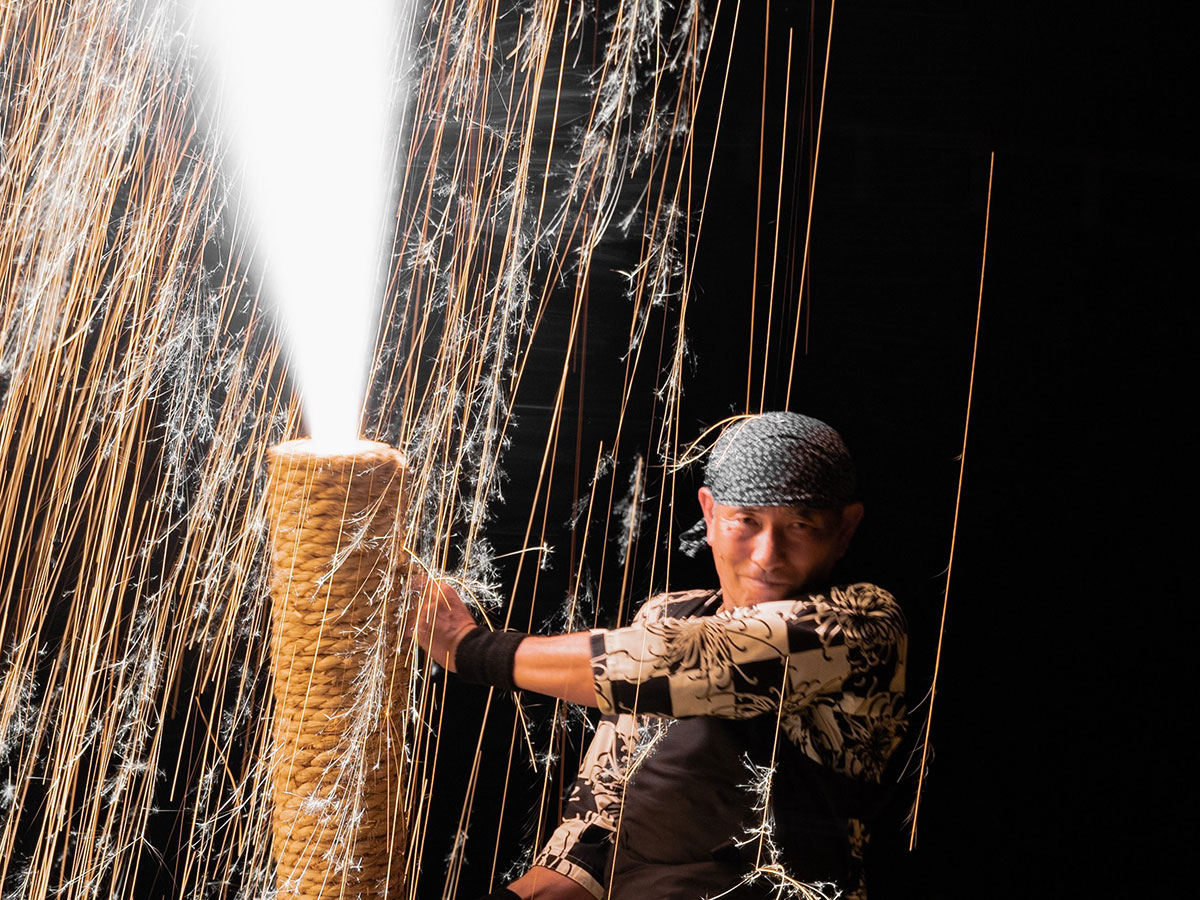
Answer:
[{"left": 591, "top": 583, "right": 905, "bottom": 722}]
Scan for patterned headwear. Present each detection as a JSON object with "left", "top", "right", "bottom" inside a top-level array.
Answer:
[{"left": 679, "top": 412, "right": 856, "bottom": 556}]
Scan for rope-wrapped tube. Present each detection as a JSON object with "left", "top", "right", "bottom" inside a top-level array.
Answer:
[{"left": 266, "top": 440, "right": 410, "bottom": 899}]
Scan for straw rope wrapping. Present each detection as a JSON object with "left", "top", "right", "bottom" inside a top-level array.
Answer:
[{"left": 266, "top": 441, "right": 412, "bottom": 900}]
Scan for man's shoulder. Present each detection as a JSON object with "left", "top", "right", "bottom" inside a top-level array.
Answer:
[
  {"left": 825, "top": 581, "right": 901, "bottom": 607},
  {"left": 628, "top": 583, "right": 906, "bottom": 640},
  {"left": 632, "top": 588, "right": 720, "bottom": 624},
  {"left": 811, "top": 582, "right": 908, "bottom": 642},
  {"left": 726, "top": 582, "right": 907, "bottom": 640},
  {"left": 824, "top": 581, "right": 904, "bottom": 615}
]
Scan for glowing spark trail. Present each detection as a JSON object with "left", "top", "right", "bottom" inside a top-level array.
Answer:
[{"left": 909, "top": 151, "right": 995, "bottom": 850}]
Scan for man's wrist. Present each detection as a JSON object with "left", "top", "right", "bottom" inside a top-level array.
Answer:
[{"left": 453, "top": 626, "right": 527, "bottom": 690}]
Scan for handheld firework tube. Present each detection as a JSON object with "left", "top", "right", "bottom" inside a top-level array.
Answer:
[{"left": 266, "top": 440, "right": 410, "bottom": 899}]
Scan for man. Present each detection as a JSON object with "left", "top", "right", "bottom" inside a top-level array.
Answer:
[{"left": 417, "top": 412, "right": 907, "bottom": 900}]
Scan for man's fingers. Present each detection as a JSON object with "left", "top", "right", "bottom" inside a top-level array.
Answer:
[{"left": 411, "top": 577, "right": 477, "bottom": 668}]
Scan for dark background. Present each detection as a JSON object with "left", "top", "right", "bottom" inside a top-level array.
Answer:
[{"left": 419, "top": 2, "right": 1192, "bottom": 898}]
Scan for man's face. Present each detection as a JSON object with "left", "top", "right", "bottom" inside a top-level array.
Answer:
[{"left": 698, "top": 487, "right": 863, "bottom": 608}]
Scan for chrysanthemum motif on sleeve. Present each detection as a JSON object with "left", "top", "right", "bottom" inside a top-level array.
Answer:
[
  {"left": 822, "top": 583, "right": 908, "bottom": 670},
  {"left": 531, "top": 713, "right": 638, "bottom": 898}
]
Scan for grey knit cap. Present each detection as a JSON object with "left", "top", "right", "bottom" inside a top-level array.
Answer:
[
  {"left": 680, "top": 412, "right": 856, "bottom": 556},
  {"left": 706, "top": 411, "right": 855, "bottom": 507}
]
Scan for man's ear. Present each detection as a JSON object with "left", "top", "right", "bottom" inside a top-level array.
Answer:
[
  {"left": 698, "top": 487, "right": 716, "bottom": 544},
  {"left": 836, "top": 502, "right": 865, "bottom": 557}
]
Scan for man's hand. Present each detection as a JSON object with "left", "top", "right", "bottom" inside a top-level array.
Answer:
[
  {"left": 506, "top": 866, "right": 596, "bottom": 899},
  {"left": 413, "top": 575, "right": 478, "bottom": 672},
  {"left": 412, "top": 573, "right": 597, "bottom": 706}
]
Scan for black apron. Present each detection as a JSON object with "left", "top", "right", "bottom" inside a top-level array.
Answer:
[{"left": 605, "top": 602, "right": 885, "bottom": 899}]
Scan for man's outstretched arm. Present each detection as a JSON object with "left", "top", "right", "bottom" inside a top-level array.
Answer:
[{"left": 417, "top": 576, "right": 905, "bottom": 720}]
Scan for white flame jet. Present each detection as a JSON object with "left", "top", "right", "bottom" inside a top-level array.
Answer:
[{"left": 189, "top": 0, "right": 403, "bottom": 447}]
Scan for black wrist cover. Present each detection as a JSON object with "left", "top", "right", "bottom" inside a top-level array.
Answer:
[{"left": 453, "top": 626, "right": 527, "bottom": 690}]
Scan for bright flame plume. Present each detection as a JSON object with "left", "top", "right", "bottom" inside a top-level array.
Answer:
[{"left": 188, "top": 0, "right": 409, "bottom": 446}]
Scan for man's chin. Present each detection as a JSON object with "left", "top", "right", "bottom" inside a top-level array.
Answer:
[{"left": 738, "top": 581, "right": 795, "bottom": 606}]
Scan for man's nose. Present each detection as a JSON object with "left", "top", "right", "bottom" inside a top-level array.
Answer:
[{"left": 750, "top": 526, "right": 784, "bottom": 569}]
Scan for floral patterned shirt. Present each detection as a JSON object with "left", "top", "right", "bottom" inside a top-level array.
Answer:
[{"left": 530, "top": 583, "right": 907, "bottom": 900}]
